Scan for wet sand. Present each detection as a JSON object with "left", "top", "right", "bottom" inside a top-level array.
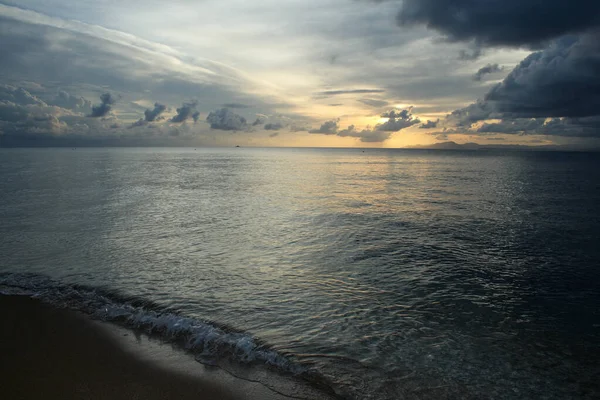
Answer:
[{"left": 0, "top": 295, "right": 290, "bottom": 400}]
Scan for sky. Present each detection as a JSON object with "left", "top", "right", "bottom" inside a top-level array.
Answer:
[{"left": 0, "top": 0, "right": 599, "bottom": 148}]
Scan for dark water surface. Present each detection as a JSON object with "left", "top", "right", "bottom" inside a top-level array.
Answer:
[{"left": 1, "top": 148, "right": 599, "bottom": 399}]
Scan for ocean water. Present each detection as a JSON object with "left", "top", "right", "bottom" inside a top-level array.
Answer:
[{"left": 1, "top": 147, "right": 599, "bottom": 399}]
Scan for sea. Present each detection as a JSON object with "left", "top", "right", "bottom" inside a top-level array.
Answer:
[{"left": 0, "top": 147, "right": 599, "bottom": 399}]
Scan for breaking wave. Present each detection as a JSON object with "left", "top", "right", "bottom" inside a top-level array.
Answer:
[{"left": 0, "top": 272, "right": 312, "bottom": 379}]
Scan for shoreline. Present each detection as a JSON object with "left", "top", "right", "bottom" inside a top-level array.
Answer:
[{"left": 0, "top": 295, "right": 330, "bottom": 400}]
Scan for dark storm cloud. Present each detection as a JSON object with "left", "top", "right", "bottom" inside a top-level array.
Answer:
[
  {"left": 89, "top": 93, "right": 116, "bottom": 118},
  {"left": 316, "top": 89, "right": 385, "bottom": 96},
  {"left": 397, "top": 0, "right": 600, "bottom": 48},
  {"left": 144, "top": 102, "right": 167, "bottom": 122},
  {"left": 170, "top": 101, "right": 197, "bottom": 123},
  {"left": 484, "top": 34, "right": 600, "bottom": 119},
  {"left": 206, "top": 108, "right": 248, "bottom": 131},
  {"left": 309, "top": 120, "right": 339, "bottom": 134},
  {"left": 449, "top": 32, "right": 600, "bottom": 137},
  {"left": 376, "top": 109, "right": 420, "bottom": 132},
  {"left": 419, "top": 119, "right": 439, "bottom": 129},
  {"left": 473, "top": 64, "right": 504, "bottom": 81}
]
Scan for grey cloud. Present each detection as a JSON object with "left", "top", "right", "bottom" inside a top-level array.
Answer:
[
  {"left": 448, "top": 100, "right": 500, "bottom": 127},
  {"left": 473, "top": 64, "right": 504, "bottom": 81},
  {"left": 268, "top": 132, "right": 279, "bottom": 138},
  {"left": 170, "top": 101, "right": 198, "bottom": 123},
  {"left": 192, "top": 111, "right": 200, "bottom": 123},
  {"left": 375, "top": 109, "right": 420, "bottom": 132},
  {"left": 264, "top": 122, "right": 284, "bottom": 131},
  {"left": 477, "top": 117, "right": 600, "bottom": 137},
  {"left": 397, "top": 0, "right": 600, "bottom": 48},
  {"left": 309, "top": 120, "right": 339, "bottom": 134},
  {"left": 252, "top": 114, "right": 268, "bottom": 126},
  {"left": 358, "top": 98, "right": 389, "bottom": 108},
  {"left": 316, "top": 89, "right": 385, "bottom": 96},
  {"left": 222, "top": 103, "right": 251, "bottom": 109},
  {"left": 290, "top": 124, "right": 310, "bottom": 132},
  {"left": 89, "top": 93, "right": 116, "bottom": 118},
  {"left": 419, "top": 119, "right": 439, "bottom": 129},
  {"left": 458, "top": 46, "right": 483, "bottom": 61},
  {"left": 0, "top": 13, "right": 289, "bottom": 132},
  {"left": 206, "top": 108, "right": 248, "bottom": 131},
  {"left": 144, "top": 102, "right": 167, "bottom": 122},
  {"left": 337, "top": 125, "right": 391, "bottom": 143}
]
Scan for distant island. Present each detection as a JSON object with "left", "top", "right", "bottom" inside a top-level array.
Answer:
[{"left": 408, "top": 141, "right": 597, "bottom": 152}]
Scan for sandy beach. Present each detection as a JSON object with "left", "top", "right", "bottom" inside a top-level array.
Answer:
[{"left": 0, "top": 295, "right": 301, "bottom": 400}]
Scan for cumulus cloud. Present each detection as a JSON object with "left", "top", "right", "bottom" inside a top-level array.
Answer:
[
  {"left": 397, "top": 0, "right": 600, "bottom": 48},
  {"left": 170, "top": 101, "right": 198, "bottom": 123},
  {"left": 89, "top": 93, "right": 116, "bottom": 118},
  {"left": 144, "top": 102, "right": 167, "bottom": 122},
  {"left": 473, "top": 64, "right": 504, "bottom": 81},
  {"left": 0, "top": 85, "right": 45, "bottom": 106},
  {"left": 50, "top": 90, "right": 92, "bottom": 113},
  {"left": 309, "top": 108, "right": 420, "bottom": 142},
  {"left": 309, "top": 120, "right": 339, "bottom": 134},
  {"left": 420, "top": 119, "right": 439, "bottom": 129},
  {"left": 206, "top": 108, "right": 248, "bottom": 131},
  {"left": 375, "top": 108, "right": 420, "bottom": 132},
  {"left": 0, "top": 99, "right": 70, "bottom": 139}
]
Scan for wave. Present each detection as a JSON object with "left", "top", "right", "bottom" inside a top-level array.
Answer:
[{"left": 0, "top": 272, "right": 313, "bottom": 381}]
